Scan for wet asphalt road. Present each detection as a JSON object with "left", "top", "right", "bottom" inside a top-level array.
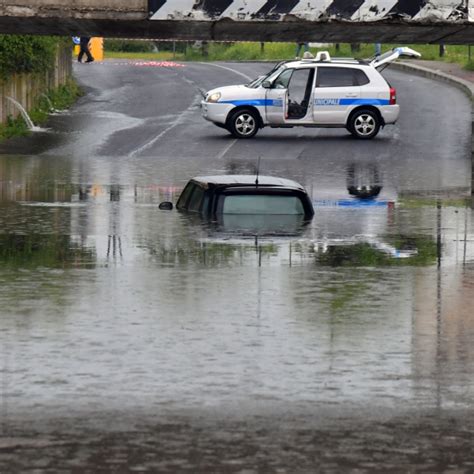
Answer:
[{"left": 0, "top": 60, "right": 474, "bottom": 472}]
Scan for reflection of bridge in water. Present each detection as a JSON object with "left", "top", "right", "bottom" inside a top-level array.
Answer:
[{"left": 1, "top": 1, "right": 474, "bottom": 43}]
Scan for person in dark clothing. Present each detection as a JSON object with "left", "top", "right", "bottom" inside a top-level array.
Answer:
[
  {"left": 295, "top": 42, "right": 309, "bottom": 58},
  {"left": 78, "top": 37, "right": 94, "bottom": 63}
]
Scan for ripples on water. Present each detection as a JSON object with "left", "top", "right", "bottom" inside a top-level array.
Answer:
[{"left": 0, "top": 163, "right": 473, "bottom": 419}]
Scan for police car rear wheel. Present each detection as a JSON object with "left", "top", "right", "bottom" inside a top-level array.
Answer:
[
  {"left": 229, "top": 109, "right": 259, "bottom": 138},
  {"left": 348, "top": 109, "right": 380, "bottom": 139}
]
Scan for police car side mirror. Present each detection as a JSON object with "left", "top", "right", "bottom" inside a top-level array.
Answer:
[
  {"left": 262, "top": 81, "right": 272, "bottom": 89},
  {"left": 159, "top": 202, "right": 173, "bottom": 210}
]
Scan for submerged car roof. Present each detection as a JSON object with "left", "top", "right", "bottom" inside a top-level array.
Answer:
[{"left": 192, "top": 175, "right": 306, "bottom": 190}]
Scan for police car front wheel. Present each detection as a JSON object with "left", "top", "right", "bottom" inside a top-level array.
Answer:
[
  {"left": 348, "top": 109, "right": 380, "bottom": 139},
  {"left": 228, "top": 109, "right": 259, "bottom": 139}
]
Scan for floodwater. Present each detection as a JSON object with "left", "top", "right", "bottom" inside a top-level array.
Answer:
[
  {"left": 1, "top": 153, "right": 473, "bottom": 469},
  {"left": 1, "top": 62, "right": 474, "bottom": 471}
]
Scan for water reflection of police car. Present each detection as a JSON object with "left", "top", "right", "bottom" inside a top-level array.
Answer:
[{"left": 202, "top": 47, "right": 420, "bottom": 139}]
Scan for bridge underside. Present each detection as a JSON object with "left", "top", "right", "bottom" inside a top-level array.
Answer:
[
  {"left": 1, "top": 16, "right": 474, "bottom": 44},
  {"left": 1, "top": 0, "right": 474, "bottom": 44}
]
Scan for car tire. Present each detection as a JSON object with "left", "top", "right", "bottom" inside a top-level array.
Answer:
[
  {"left": 228, "top": 109, "right": 259, "bottom": 139},
  {"left": 348, "top": 109, "right": 381, "bottom": 139}
]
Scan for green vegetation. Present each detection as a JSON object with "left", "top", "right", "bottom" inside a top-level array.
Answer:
[
  {"left": 1, "top": 35, "right": 79, "bottom": 142},
  {"left": 143, "top": 239, "right": 279, "bottom": 266},
  {"left": 29, "top": 80, "right": 82, "bottom": 125},
  {"left": 318, "top": 248, "right": 430, "bottom": 314},
  {"left": 49, "top": 80, "right": 82, "bottom": 108},
  {"left": 104, "top": 41, "right": 474, "bottom": 69},
  {"left": 0, "top": 80, "right": 82, "bottom": 141},
  {"left": 0, "top": 115, "right": 29, "bottom": 141},
  {"left": 398, "top": 197, "right": 471, "bottom": 208},
  {"left": 465, "top": 60, "right": 474, "bottom": 71},
  {"left": 0, "top": 35, "right": 62, "bottom": 78},
  {"left": 0, "top": 234, "right": 96, "bottom": 269},
  {"left": 105, "top": 51, "right": 182, "bottom": 61},
  {"left": 104, "top": 39, "right": 155, "bottom": 53},
  {"left": 315, "top": 236, "right": 438, "bottom": 267},
  {"left": 183, "top": 42, "right": 297, "bottom": 61}
]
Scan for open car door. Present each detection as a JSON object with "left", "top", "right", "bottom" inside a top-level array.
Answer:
[{"left": 370, "top": 47, "right": 421, "bottom": 69}]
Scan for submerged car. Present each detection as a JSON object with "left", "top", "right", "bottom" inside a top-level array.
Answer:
[
  {"left": 202, "top": 47, "right": 421, "bottom": 139},
  {"left": 159, "top": 175, "right": 314, "bottom": 220}
]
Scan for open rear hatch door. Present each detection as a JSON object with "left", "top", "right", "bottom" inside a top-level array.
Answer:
[{"left": 370, "top": 47, "right": 421, "bottom": 70}]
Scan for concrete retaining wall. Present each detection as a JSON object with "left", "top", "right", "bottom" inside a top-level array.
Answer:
[{"left": 0, "top": 43, "right": 72, "bottom": 125}]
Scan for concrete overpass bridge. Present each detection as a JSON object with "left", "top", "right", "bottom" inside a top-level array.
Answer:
[{"left": 0, "top": 0, "right": 474, "bottom": 43}]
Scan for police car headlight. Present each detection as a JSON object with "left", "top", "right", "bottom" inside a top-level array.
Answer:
[{"left": 207, "top": 92, "right": 221, "bottom": 103}]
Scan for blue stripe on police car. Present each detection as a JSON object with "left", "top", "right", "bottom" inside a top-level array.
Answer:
[
  {"left": 315, "top": 98, "right": 390, "bottom": 106},
  {"left": 219, "top": 99, "right": 283, "bottom": 107}
]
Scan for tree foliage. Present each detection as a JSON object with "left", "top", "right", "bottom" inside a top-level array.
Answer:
[{"left": 0, "top": 35, "right": 60, "bottom": 78}]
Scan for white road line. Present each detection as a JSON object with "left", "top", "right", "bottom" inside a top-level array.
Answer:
[
  {"left": 129, "top": 95, "right": 200, "bottom": 157},
  {"left": 216, "top": 139, "right": 237, "bottom": 160},
  {"left": 198, "top": 62, "right": 253, "bottom": 81},
  {"left": 130, "top": 63, "right": 249, "bottom": 157}
]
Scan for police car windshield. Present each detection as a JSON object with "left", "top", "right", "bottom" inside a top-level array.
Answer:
[{"left": 246, "top": 63, "right": 287, "bottom": 88}]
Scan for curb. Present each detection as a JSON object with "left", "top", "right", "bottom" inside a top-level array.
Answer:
[
  {"left": 392, "top": 61, "right": 474, "bottom": 195},
  {"left": 392, "top": 61, "right": 474, "bottom": 101}
]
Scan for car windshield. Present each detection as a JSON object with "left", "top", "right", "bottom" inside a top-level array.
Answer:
[
  {"left": 246, "top": 63, "right": 287, "bottom": 88},
  {"left": 222, "top": 194, "right": 305, "bottom": 215}
]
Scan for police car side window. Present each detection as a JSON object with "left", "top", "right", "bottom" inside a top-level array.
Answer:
[
  {"left": 316, "top": 67, "right": 358, "bottom": 88},
  {"left": 273, "top": 69, "right": 293, "bottom": 89},
  {"left": 354, "top": 69, "right": 370, "bottom": 86}
]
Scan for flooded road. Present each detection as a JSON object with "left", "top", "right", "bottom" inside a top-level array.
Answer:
[{"left": 1, "top": 61, "right": 474, "bottom": 472}]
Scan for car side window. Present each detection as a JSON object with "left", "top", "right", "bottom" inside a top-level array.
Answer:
[
  {"left": 316, "top": 67, "right": 360, "bottom": 88},
  {"left": 273, "top": 69, "right": 293, "bottom": 89},
  {"left": 187, "top": 186, "right": 205, "bottom": 212},
  {"left": 176, "top": 182, "right": 195, "bottom": 209},
  {"left": 288, "top": 69, "right": 313, "bottom": 101},
  {"left": 354, "top": 69, "right": 370, "bottom": 86}
]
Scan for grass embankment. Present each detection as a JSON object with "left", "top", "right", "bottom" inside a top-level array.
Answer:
[
  {"left": 0, "top": 80, "right": 82, "bottom": 142},
  {"left": 105, "top": 42, "right": 474, "bottom": 69}
]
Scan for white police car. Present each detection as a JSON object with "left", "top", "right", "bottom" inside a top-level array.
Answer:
[{"left": 202, "top": 47, "right": 420, "bottom": 140}]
